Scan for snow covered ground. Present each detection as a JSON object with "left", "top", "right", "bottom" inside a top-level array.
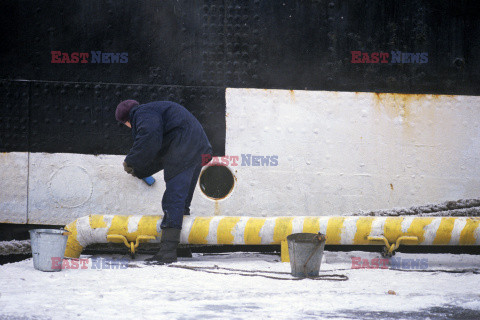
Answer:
[{"left": 0, "top": 251, "right": 479, "bottom": 320}]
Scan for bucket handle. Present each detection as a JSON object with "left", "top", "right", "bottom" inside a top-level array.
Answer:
[{"left": 303, "top": 233, "right": 326, "bottom": 276}]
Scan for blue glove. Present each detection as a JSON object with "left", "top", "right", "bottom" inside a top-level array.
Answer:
[{"left": 142, "top": 176, "right": 156, "bottom": 186}]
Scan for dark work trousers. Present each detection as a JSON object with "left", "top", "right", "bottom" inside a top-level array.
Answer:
[{"left": 161, "top": 161, "right": 203, "bottom": 229}]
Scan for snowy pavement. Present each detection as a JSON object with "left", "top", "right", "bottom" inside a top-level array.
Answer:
[{"left": 0, "top": 251, "right": 479, "bottom": 320}]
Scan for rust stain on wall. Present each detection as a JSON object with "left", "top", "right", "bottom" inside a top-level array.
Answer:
[
  {"left": 373, "top": 93, "right": 412, "bottom": 123},
  {"left": 372, "top": 93, "right": 456, "bottom": 125},
  {"left": 261, "top": 88, "right": 274, "bottom": 95},
  {"left": 288, "top": 90, "right": 295, "bottom": 103}
]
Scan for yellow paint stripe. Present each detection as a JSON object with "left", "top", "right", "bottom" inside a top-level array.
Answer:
[
  {"left": 64, "top": 220, "right": 83, "bottom": 258},
  {"left": 244, "top": 218, "right": 266, "bottom": 244},
  {"left": 407, "top": 217, "right": 434, "bottom": 244},
  {"left": 303, "top": 217, "right": 320, "bottom": 234},
  {"left": 459, "top": 218, "right": 480, "bottom": 245},
  {"left": 433, "top": 217, "right": 456, "bottom": 245},
  {"left": 89, "top": 214, "right": 107, "bottom": 229},
  {"left": 383, "top": 217, "right": 404, "bottom": 243},
  {"left": 108, "top": 215, "right": 131, "bottom": 240},
  {"left": 217, "top": 217, "right": 241, "bottom": 244},
  {"left": 281, "top": 240, "right": 290, "bottom": 262},
  {"left": 326, "top": 217, "right": 345, "bottom": 244},
  {"left": 136, "top": 215, "right": 161, "bottom": 237},
  {"left": 188, "top": 217, "right": 213, "bottom": 244},
  {"left": 353, "top": 217, "right": 375, "bottom": 244},
  {"left": 273, "top": 217, "right": 294, "bottom": 243}
]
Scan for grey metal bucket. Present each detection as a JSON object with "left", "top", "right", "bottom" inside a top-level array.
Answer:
[
  {"left": 287, "top": 233, "right": 326, "bottom": 278},
  {"left": 29, "top": 229, "right": 69, "bottom": 272}
]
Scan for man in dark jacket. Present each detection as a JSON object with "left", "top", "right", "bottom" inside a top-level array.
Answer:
[{"left": 115, "top": 100, "right": 212, "bottom": 264}]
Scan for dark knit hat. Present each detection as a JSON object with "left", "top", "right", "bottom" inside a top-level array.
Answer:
[{"left": 115, "top": 100, "right": 139, "bottom": 123}]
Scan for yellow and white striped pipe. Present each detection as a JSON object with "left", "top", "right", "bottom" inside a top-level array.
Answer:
[{"left": 64, "top": 215, "right": 480, "bottom": 258}]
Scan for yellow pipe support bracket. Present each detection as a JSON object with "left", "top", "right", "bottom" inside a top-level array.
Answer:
[
  {"left": 106, "top": 234, "right": 156, "bottom": 256},
  {"left": 107, "top": 234, "right": 130, "bottom": 248},
  {"left": 367, "top": 235, "right": 419, "bottom": 256},
  {"left": 135, "top": 235, "right": 157, "bottom": 251},
  {"left": 392, "top": 236, "right": 419, "bottom": 253}
]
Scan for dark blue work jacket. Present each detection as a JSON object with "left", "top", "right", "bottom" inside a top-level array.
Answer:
[{"left": 125, "top": 101, "right": 212, "bottom": 180}]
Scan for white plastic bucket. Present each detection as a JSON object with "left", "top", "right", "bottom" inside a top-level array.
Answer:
[{"left": 29, "top": 229, "right": 69, "bottom": 272}]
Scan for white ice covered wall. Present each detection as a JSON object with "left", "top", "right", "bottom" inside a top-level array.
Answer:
[{"left": 1, "top": 88, "right": 479, "bottom": 225}]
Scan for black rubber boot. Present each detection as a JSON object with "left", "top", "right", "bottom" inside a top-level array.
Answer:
[{"left": 145, "top": 228, "right": 181, "bottom": 265}]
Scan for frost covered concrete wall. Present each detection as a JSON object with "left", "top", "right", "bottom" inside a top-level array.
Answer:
[{"left": 1, "top": 89, "right": 479, "bottom": 225}]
